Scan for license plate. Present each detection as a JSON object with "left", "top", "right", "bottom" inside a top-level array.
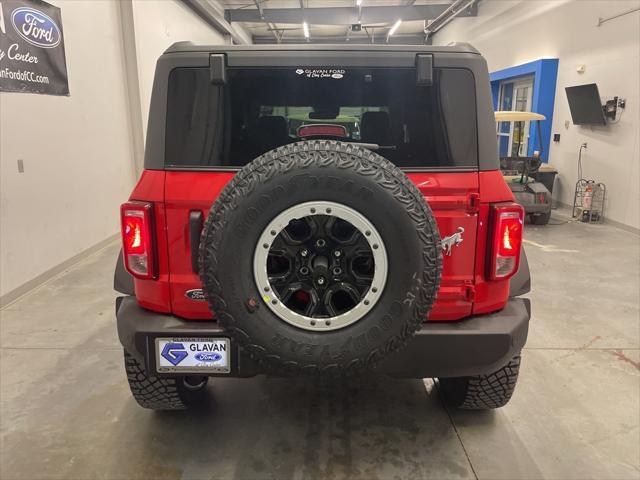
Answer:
[{"left": 156, "top": 338, "right": 230, "bottom": 374}]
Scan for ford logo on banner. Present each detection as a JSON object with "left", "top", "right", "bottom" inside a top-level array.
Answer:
[
  {"left": 11, "top": 7, "right": 61, "bottom": 49},
  {"left": 195, "top": 352, "right": 222, "bottom": 363}
]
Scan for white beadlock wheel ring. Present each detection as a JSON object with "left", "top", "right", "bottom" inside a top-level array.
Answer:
[{"left": 253, "top": 201, "right": 388, "bottom": 332}]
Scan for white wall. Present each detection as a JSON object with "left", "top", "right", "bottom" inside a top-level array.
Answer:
[
  {"left": 0, "top": 0, "right": 228, "bottom": 300},
  {"left": 0, "top": 0, "right": 137, "bottom": 298},
  {"left": 131, "top": 0, "right": 227, "bottom": 136},
  {"left": 435, "top": 0, "right": 640, "bottom": 229}
]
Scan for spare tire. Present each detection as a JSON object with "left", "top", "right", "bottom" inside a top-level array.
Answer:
[{"left": 199, "top": 141, "right": 441, "bottom": 377}]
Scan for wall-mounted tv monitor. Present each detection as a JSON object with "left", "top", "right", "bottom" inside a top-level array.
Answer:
[{"left": 565, "top": 83, "right": 607, "bottom": 125}]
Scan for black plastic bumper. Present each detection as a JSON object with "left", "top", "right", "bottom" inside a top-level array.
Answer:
[{"left": 116, "top": 296, "right": 530, "bottom": 379}]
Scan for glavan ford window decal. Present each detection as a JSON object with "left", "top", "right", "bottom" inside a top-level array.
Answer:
[
  {"left": 0, "top": 0, "right": 69, "bottom": 95},
  {"left": 295, "top": 68, "right": 345, "bottom": 79}
]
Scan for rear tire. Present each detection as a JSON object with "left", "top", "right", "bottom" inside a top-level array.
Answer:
[
  {"left": 124, "top": 351, "right": 208, "bottom": 410},
  {"left": 438, "top": 355, "right": 521, "bottom": 410}
]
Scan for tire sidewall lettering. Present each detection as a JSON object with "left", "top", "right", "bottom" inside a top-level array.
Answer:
[
  {"left": 267, "top": 294, "right": 408, "bottom": 361},
  {"left": 233, "top": 174, "right": 373, "bottom": 239}
]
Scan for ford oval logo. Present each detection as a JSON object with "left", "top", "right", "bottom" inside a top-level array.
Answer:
[
  {"left": 195, "top": 352, "right": 222, "bottom": 362},
  {"left": 185, "top": 289, "right": 206, "bottom": 301},
  {"left": 11, "top": 7, "right": 61, "bottom": 49}
]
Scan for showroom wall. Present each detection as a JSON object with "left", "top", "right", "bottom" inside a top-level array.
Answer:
[
  {"left": 436, "top": 0, "right": 640, "bottom": 230},
  {"left": 0, "top": 0, "right": 136, "bottom": 300},
  {"left": 0, "top": 0, "right": 226, "bottom": 301},
  {"left": 131, "top": 0, "right": 226, "bottom": 137}
]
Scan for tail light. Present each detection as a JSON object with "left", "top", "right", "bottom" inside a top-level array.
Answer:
[
  {"left": 120, "top": 201, "right": 156, "bottom": 279},
  {"left": 488, "top": 203, "right": 524, "bottom": 280}
]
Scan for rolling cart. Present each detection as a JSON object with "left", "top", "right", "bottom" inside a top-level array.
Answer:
[{"left": 573, "top": 180, "right": 606, "bottom": 223}]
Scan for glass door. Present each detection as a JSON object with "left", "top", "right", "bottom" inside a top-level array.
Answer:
[{"left": 497, "top": 76, "right": 534, "bottom": 157}]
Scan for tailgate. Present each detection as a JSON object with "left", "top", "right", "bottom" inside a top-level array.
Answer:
[
  {"left": 407, "top": 172, "right": 479, "bottom": 320},
  {"left": 165, "top": 170, "right": 478, "bottom": 321}
]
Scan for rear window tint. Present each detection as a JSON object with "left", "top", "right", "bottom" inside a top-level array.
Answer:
[{"left": 165, "top": 67, "right": 477, "bottom": 169}]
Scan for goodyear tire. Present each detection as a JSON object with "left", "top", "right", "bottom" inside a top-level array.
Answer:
[
  {"left": 124, "top": 351, "right": 208, "bottom": 410},
  {"left": 439, "top": 356, "right": 522, "bottom": 410},
  {"left": 199, "top": 141, "right": 442, "bottom": 377}
]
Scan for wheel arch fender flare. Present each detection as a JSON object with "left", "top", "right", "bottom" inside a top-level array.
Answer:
[
  {"left": 509, "top": 245, "right": 530, "bottom": 297},
  {"left": 114, "top": 249, "right": 135, "bottom": 296}
]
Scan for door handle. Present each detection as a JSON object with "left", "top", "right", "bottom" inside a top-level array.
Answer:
[{"left": 189, "top": 211, "right": 203, "bottom": 273}]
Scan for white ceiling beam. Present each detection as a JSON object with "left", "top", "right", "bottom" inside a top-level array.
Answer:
[
  {"left": 184, "top": 0, "right": 252, "bottom": 44},
  {"left": 424, "top": 0, "right": 477, "bottom": 40},
  {"left": 253, "top": 32, "right": 427, "bottom": 44},
  {"left": 227, "top": 3, "right": 476, "bottom": 26}
]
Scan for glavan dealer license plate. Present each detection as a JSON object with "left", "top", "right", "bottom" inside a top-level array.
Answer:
[{"left": 156, "top": 338, "right": 230, "bottom": 374}]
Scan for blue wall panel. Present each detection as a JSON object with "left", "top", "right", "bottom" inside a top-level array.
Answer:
[{"left": 490, "top": 59, "right": 559, "bottom": 163}]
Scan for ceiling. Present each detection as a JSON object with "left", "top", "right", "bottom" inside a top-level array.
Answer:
[{"left": 218, "top": 0, "right": 477, "bottom": 44}]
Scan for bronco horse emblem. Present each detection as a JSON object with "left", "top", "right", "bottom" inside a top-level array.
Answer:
[{"left": 441, "top": 227, "right": 464, "bottom": 256}]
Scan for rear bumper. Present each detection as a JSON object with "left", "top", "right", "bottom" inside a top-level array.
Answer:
[{"left": 116, "top": 296, "right": 530, "bottom": 379}]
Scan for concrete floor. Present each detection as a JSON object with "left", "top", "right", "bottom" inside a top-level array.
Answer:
[{"left": 1, "top": 216, "right": 639, "bottom": 480}]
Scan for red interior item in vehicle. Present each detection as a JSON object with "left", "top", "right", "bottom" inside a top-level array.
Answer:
[{"left": 297, "top": 124, "right": 348, "bottom": 138}]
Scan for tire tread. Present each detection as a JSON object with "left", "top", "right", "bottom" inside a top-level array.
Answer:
[
  {"left": 440, "top": 356, "right": 521, "bottom": 410},
  {"left": 124, "top": 351, "right": 188, "bottom": 410}
]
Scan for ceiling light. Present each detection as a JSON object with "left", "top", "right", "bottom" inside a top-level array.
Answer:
[
  {"left": 303, "top": 22, "right": 309, "bottom": 38},
  {"left": 388, "top": 19, "right": 402, "bottom": 36},
  {"left": 356, "top": 0, "right": 363, "bottom": 6}
]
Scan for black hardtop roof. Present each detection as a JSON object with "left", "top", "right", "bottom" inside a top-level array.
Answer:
[
  {"left": 163, "top": 41, "right": 479, "bottom": 56},
  {"left": 145, "top": 40, "right": 498, "bottom": 172}
]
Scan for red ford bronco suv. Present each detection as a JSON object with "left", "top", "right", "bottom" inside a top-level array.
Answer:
[{"left": 115, "top": 43, "right": 531, "bottom": 411}]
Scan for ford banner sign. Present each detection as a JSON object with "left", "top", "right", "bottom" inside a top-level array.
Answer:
[{"left": 0, "top": 0, "right": 69, "bottom": 95}]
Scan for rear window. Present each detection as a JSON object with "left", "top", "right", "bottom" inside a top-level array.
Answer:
[{"left": 165, "top": 67, "right": 477, "bottom": 169}]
